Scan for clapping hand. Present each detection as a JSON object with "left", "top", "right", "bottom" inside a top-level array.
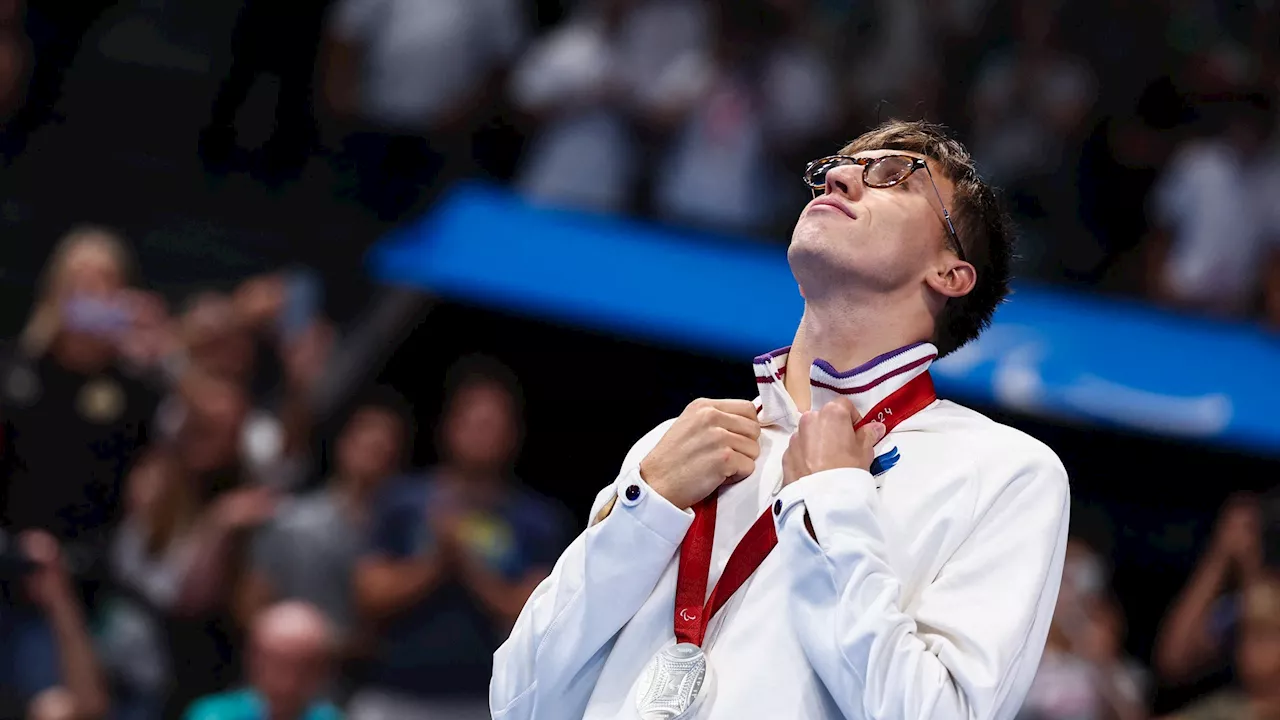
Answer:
[{"left": 21, "top": 531, "right": 73, "bottom": 610}]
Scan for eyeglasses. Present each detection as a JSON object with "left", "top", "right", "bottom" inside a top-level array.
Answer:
[{"left": 803, "top": 154, "right": 965, "bottom": 262}]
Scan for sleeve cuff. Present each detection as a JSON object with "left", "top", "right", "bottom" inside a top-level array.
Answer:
[
  {"left": 611, "top": 467, "right": 695, "bottom": 546},
  {"left": 773, "top": 468, "right": 876, "bottom": 546}
]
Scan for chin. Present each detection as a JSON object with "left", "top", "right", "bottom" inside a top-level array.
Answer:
[{"left": 788, "top": 231, "right": 849, "bottom": 292}]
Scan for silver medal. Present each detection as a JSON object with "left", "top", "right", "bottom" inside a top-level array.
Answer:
[{"left": 634, "top": 642, "right": 713, "bottom": 719}]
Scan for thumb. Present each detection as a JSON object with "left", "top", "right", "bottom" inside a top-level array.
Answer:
[{"left": 862, "top": 422, "right": 887, "bottom": 445}]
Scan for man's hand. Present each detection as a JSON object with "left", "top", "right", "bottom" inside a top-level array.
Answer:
[
  {"left": 640, "top": 398, "right": 761, "bottom": 510},
  {"left": 212, "top": 487, "right": 278, "bottom": 531},
  {"left": 1209, "top": 494, "right": 1262, "bottom": 579},
  {"left": 22, "top": 531, "right": 73, "bottom": 610},
  {"left": 281, "top": 320, "right": 335, "bottom": 394},
  {"left": 232, "top": 275, "right": 285, "bottom": 331},
  {"left": 782, "top": 398, "right": 886, "bottom": 488}
]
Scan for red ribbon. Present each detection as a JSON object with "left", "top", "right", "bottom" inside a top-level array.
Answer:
[{"left": 673, "top": 371, "right": 937, "bottom": 646}]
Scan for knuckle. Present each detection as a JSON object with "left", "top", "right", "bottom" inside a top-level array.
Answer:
[
  {"left": 696, "top": 405, "right": 721, "bottom": 425},
  {"left": 687, "top": 397, "right": 711, "bottom": 412},
  {"left": 821, "top": 401, "right": 848, "bottom": 418}
]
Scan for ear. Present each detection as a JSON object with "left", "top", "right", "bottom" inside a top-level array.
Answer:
[{"left": 925, "top": 258, "right": 976, "bottom": 299}]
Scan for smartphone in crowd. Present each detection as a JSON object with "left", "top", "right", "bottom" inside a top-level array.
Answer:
[
  {"left": 62, "top": 294, "right": 134, "bottom": 339},
  {"left": 278, "top": 269, "right": 322, "bottom": 343}
]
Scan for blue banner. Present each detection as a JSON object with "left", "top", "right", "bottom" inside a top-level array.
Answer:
[{"left": 370, "top": 183, "right": 1280, "bottom": 456}]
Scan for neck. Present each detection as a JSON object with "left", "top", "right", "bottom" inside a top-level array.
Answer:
[
  {"left": 784, "top": 300, "right": 930, "bottom": 412},
  {"left": 49, "top": 335, "right": 112, "bottom": 375},
  {"left": 440, "top": 465, "right": 507, "bottom": 507},
  {"left": 334, "top": 473, "right": 379, "bottom": 510}
]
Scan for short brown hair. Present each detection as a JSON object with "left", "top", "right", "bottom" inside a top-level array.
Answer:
[{"left": 840, "top": 120, "right": 1013, "bottom": 356}]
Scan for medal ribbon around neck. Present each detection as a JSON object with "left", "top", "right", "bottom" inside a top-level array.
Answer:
[{"left": 673, "top": 371, "right": 937, "bottom": 647}]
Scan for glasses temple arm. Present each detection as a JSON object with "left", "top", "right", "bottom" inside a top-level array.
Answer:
[{"left": 923, "top": 165, "right": 964, "bottom": 257}]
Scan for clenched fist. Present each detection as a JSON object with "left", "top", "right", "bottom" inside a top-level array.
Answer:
[
  {"left": 640, "top": 398, "right": 761, "bottom": 510},
  {"left": 782, "top": 397, "right": 886, "bottom": 488}
]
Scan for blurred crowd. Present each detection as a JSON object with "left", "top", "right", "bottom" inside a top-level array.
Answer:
[
  {"left": 0, "top": 0, "right": 1278, "bottom": 719},
  {"left": 1, "top": 0, "right": 1274, "bottom": 323},
  {"left": 0, "top": 228, "right": 570, "bottom": 720},
  {"left": 1015, "top": 492, "right": 1280, "bottom": 720}
]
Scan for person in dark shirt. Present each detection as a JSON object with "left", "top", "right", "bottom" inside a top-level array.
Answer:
[
  {"left": 350, "top": 356, "right": 569, "bottom": 720},
  {"left": 0, "top": 225, "right": 158, "bottom": 708},
  {"left": 0, "top": 227, "right": 159, "bottom": 586}
]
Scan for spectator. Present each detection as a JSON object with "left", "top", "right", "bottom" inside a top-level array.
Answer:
[
  {"left": 0, "top": 530, "right": 109, "bottom": 720},
  {"left": 0, "top": 228, "right": 159, "bottom": 674},
  {"left": 198, "top": 0, "right": 335, "bottom": 182},
  {"left": 321, "top": 0, "right": 527, "bottom": 221},
  {"left": 183, "top": 601, "right": 341, "bottom": 720},
  {"left": 349, "top": 356, "right": 569, "bottom": 720},
  {"left": 1158, "top": 574, "right": 1280, "bottom": 720},
  {"left": 97, "top": 447, "right": 276, "bottom": 720},
  {"left": 149, "top": 373, "right": 281, "bottom": 717},
  {"left": 235, "top": 388, "right": 414, "bottom": 663},
  {"left": 1018, "top": 537, "right": 1149, "bottom": 720},
  {"left": 651, "top": 0, "right": 836, "bottom": 235},
  {"left": 967, "top": 0, "right": 1096, "bottom": 276},
  {"left": 0, "top": 0, "right": 112, "bottom": 163},
  {"left": 0, "top": 0, "right": 28, "bottom": 135},
  {"left": 1146, "top": 90, "right": 1280, "bottom": 318},
  {"left": 161, "top": 275, "right": 335, "bottom": 492},
  {"left": 1155, "top": 494, "right": 1266, "bottom": 688},
  {"left": 509, "top": 0, "right": 712, "bottom": 214},
  {"left": 827, "top": 0, "right": 942, "bottom": 127}
]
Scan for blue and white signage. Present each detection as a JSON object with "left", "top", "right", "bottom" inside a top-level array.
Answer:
[{"left": 370, "top": 183, "right": 1280, "bottom": 456}]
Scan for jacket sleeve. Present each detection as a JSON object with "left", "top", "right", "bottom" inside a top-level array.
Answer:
[
  {"left": 490, "top": 420, "right": 691, "bottom": 720},
  {"left": 773, "top": 444, "right": 1070, "bottom": 720}
]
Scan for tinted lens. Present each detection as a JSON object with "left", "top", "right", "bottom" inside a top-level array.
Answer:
[
  {"left": 866, "top": 156, "right": 915, "bottom": 187},
  {"left": 805, "top": 156, "right": 851, "bottom": 188}
]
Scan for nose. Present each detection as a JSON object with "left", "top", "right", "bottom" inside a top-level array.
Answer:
[{"left": 823, "top": 162, "right": 864, "bottom": 200}]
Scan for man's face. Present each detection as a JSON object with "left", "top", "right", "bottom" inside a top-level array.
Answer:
[
  {"left": 249, "top": 630, "right": 328, "bottom": 719},
  {"left": 336, "top": 407, "right": 402, "bottom": 486},
  {"left": 445, "top": 383, "right": 518, "bottom": 473},
  {"left": 178, "top": 377, "right": 248, "bottom": 473},
  {"left": 788, "top": 149, "right": 959, "bottom": 299}
]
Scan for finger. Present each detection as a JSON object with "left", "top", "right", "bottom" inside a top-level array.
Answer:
[
  {"left": 725, "top": 451, "right": 756, "bottom": 482},
  {"left": 707, "top": 399, "right": 760, "bottom": 422},
  {"left": 781, "top": 446, "right": 801, "bottom": 483},
  {"left": 719, "top": 427, "right": 760, "bottom": 459},
  {"left": 714, "top": 409, "right": 762, "bottom": 440},
  {"left": 857, "top": 421, "right": 887, "bottom": 446},
  {"left": 821, "top": 396, "right": 858, "bottom": 422},
  {"left": 20, "top": 532, "right": 57, "bottom": 563}
]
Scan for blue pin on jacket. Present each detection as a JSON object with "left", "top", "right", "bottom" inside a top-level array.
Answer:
[{"left": 870, "top": 446, "right": 901, "bottom": 476}]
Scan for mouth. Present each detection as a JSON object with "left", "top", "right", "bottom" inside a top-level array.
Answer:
[{"left": 809, "top": 197, "right": 856, "bottom": 220}]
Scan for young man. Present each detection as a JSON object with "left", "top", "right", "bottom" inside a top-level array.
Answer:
[
  {"left": 237, "top": 387, "right": 414, "bottom": 652},
  {"left": 351, "top": 357, "right": 568, "bottom": 720},
  {"left": 490, "top": 120, "right": 1070, "bottom": 720}
]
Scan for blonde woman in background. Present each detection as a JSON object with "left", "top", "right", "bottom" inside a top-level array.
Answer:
[{"left": 0, "top": 226, "right": 161, "bottom": 713}]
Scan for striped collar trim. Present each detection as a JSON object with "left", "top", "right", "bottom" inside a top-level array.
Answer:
[{"left": 753, "top": 342, "right": 939, "bottom": 429}]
